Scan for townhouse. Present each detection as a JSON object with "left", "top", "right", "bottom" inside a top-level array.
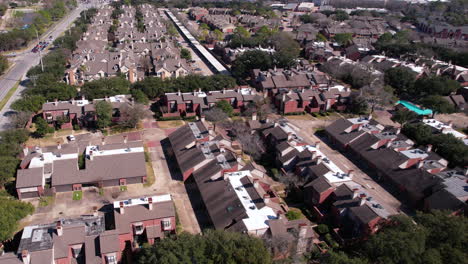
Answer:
[
  {"left": 325, "top": 117, "right": 467, "bottom": 214},
  {"left": 66, "top": 4, "right": 193, "bottom": 85},
  {"left": 164, "top": 122, "right": 317, "bottom": 254},
  {"left": 159, "top": 87, "right": 259, "bottom": 118},
  {"left": 16, "top": 135, "right": 147, "bottom": 199},
  {"left": 417, "top": 18, "right": 468, "bottom": 41},
  {"left": 0, "top": 195, "right": 175, "bottom": 264},
  {"left": 422, "top": 119, "right": 468, "bottom": 145},
  {"left": 273, "top": 87, "right": 351, "bottom": 114},
  {"left": 41, "top": 95, "right": 133, "bottom": 129},
  {"left": 256, "top": 120, "right": 391, "bottom": 240}
]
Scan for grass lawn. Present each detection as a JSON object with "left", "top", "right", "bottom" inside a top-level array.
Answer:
[
  {"left": 0, "top": 81, "right": 19, "bottom": 111},
  {"left": 26, "top": 134, "right": 65, "bottom": 147},
  {"left": 285, "top": 114, "right": 315, "bottom": 121},
  {"left": 119, "top": 185, "right": 127, "bottom": 192},
  {"left": 144, "top": 162, "right": 155, "bottom": 187},
  {"left": 38, "top": 196, "right": 55, "bottom": 207},
  {"left": 286, "top": 207, "right": 306, "bottom": 220},
  {"left": 72, "top": 191, "right": 82, "bottom": 201},
  {"left": 157, "top": 120, "right": 184, "bottom": 128}
]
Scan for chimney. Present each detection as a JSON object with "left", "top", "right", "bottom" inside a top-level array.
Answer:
[
  {"left": 367, "top": 114, "right": 372, "bottom": 120},
  {"left": 119, "top": 201, "right": 125, "bottom": 214},
  {"left": 396, "top": 127, "right": 401, "bottom": 135},
  {"left": 123, "top": 135, "right": 128, "bottom": 144},
  {"left": 177, "top": 89, "right": 181, "bottom": 96},
  {"left": 426, "top": 144, "right": 432, "bottom": 152},
  {"left": 347, "top": 170, "right": 354, "bottom": 178},
  {"left": 253, "top": 179, "right": 259, "bottom": 188},
  {"left": 54, "top": 99, "right": 58, "bottom": 106},
  {"left": 316, "top": 156, "right": 322, "bottom": 164},
  {"left": 252, "top": 112, "right": 257, "bottom": 121},
  {"left": 263, "top": 194, "right": 270, "bottom": 203},
  {"left": 89, "top": 150, "right": 94, "bottom": 161},
  {"left": 201, "top": 115, "right": 205, "bottom": 122},
  {"left": 148, "top": 197, "right": 153, "bottom": 210},
  {"left": 21, "top": 250, "right": 30, "bottom": 264},
  {"left": 56, "top": 221, "right": 63, "bottom": 236},
  {"left": 287, "top": 132, "right": 293, "bottom": 141},
  {"left": 101, "top": 137, "right": 106, "bottom": 145},
  {"left": 359, "top": 197, "right": 366, "bottom": 206},
  {"left": 448, "top": 120, "right": 453, "bottom": 127},
  {"left": 464, "top": 166, "right": 468, "bottom": 176},
  {"left": 315, "top": 141, "right": 320, "bottom": 150},
  {"left": 93, "top": 206, "right": 98, "bottom": 217},
  {"left": 417, "top": 160, "right": 424, "bottom": 169},
  {"left": 57, "top": 141, "right": 61, "bottom": 149}
]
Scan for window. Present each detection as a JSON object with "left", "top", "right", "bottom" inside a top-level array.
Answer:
[
  {"left": 162, "top": 218, "right": 171, "bottom": 230},
  {"left": 133, "top": 223, "right": 144, "bottom": 235}
]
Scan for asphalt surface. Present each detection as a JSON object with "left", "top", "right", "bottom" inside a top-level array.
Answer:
[{"left": 0, "top": 2, "right": 98, "bottom": 131}]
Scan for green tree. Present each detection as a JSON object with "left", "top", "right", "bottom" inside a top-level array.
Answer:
[
  {"left": 232, "top": 50, "right": 273, "bottom": 79},
  {"left": 11, "top": 95, "right": 46, "bottom": 113},
  {"left": 136, "top": 230, "right": 271, "bottom": 264},
  {"left": 180, "top": 48, "right": 192, "bottom": 60},
  {"left": 384, "top": 67, "right": 416, "bottom": 95},
  {"left": 0, "top": 55, "right": 9, "bottom": 75},
  {"left": 81, "top": 77, "right": 130, "bottom": 100},
  {"left": 213, "top": 29, "right": 224, "bottom": 41},
  {"left": 319, "top": 251, "right": 368, "bottom": 264},
  {"left": 0, "top": 192, "right": 34, "bottom": 241},
  {"left": 131, "top": 89, "right": 149, "bottom": 104},
  {"left": 348, "top": 95, "right": 368, "bottom": 114},
  {"left": 391, "top": 109, "right": 418, "bottom": 125},
  {"left": 316, "top": 33, "right": 328, "bottom": 42},
  {"left": 333, "top": 33, "right": 353, "bottom": 46},
  {"left": 234, "top": 26, "right": 250, "bottom": 38},
  {"left": 402, "top": 123, "right": 433, "bottom": 145},
  {"left": 412, "top": 76, "right": 460, "bottom": 97},
  {"left": 34, "top": 117, "right": 54, "bottom": 137},
  {"left": 0, "top": 156, "right": 20, "bottom": 186},
  {"left": 333, "top": 10, "right": 349, "bottom": 21},
  {"left": 95, "top": 101, "right": 113, "bottom": 129},
  {"left": 363, "top": 215, "right": 427, "bottom": 264},
  {"left": 420, "top": 95, "right": 455, "bottom": 115},
  {"left": 215, "top": 100, "right": 234, "bottom": 116}
]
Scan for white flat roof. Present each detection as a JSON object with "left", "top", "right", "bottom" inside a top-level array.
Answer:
[
  {"left": 29, "top": 152, "right": 78, "bottom": 168},
  {"left": 225, "top": 171, "right": 277, "bottom": 232},
  {"left": 85, "top": 145, "right": 144, "bottom": 157},
  {"left": 113, "top": 194, "right": 172, "bottom": 208}
]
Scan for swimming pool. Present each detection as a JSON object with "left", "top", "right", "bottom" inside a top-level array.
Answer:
[{"left": 397, "top": 100, "right": 433, "bottom": 115}]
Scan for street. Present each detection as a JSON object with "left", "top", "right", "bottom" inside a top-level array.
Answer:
[{"left": 0, "top": 2, "right": 94, "bottom": 131}]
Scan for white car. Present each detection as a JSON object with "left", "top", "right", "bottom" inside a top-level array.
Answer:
[{"left": 67, "top": 135, "right": 76, "bottom": 141}]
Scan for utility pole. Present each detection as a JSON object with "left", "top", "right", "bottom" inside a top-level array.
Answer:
[{"left": 35, "top": 28, "right": 44, "bottom": 72}]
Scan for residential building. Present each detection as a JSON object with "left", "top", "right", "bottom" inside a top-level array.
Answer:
[
  {"left": 159, "top": 88, "right": 259, "bottom": 118},
  {"left": 0, "top": 194, "right": 175, "bottom": 264},
  {"left": 16, "top": 135, "right": 146, "bottom": 199}
]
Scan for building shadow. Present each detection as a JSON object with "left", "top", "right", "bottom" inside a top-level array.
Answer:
[{"left": 160, "top": 138, "right": 183, "bottom": 181}]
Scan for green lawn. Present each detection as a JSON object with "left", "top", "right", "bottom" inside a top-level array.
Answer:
[
  {"left": 0, "top": 81, "right": 19, "bottom": 111},
  {"left": 120, "top": 185, "right": 127, "bottom": 192},
  {"left": 72, "top": 191, "right": 82, "bottom": 200}
]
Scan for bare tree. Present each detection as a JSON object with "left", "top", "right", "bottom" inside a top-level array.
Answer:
[
  {"left": 203, "top": 108, "right": 228, "bottom": 131},
  {"left": 360, "top": 77, "right": 393, "bottom": 113},
  {"left": 119, "top": 104, "right": 151, "bottom": 128},
  {"left": 264, "top": 233, "right": 296, "bottom": 260},
  {"left": 11, "top": 111, "right": 32, "bottom": 129}
]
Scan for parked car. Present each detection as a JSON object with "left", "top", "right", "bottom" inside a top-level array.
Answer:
[{"left": 67, "top": 135, "right": 76, "bottom": 141}]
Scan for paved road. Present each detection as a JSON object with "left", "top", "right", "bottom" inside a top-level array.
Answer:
[{"left": 0, "top": 2, "right": 97, "bottom": 131}]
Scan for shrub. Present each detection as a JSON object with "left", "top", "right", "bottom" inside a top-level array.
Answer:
[{"left": 317, "top": 224, "right": 329, "bottom": 235}]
